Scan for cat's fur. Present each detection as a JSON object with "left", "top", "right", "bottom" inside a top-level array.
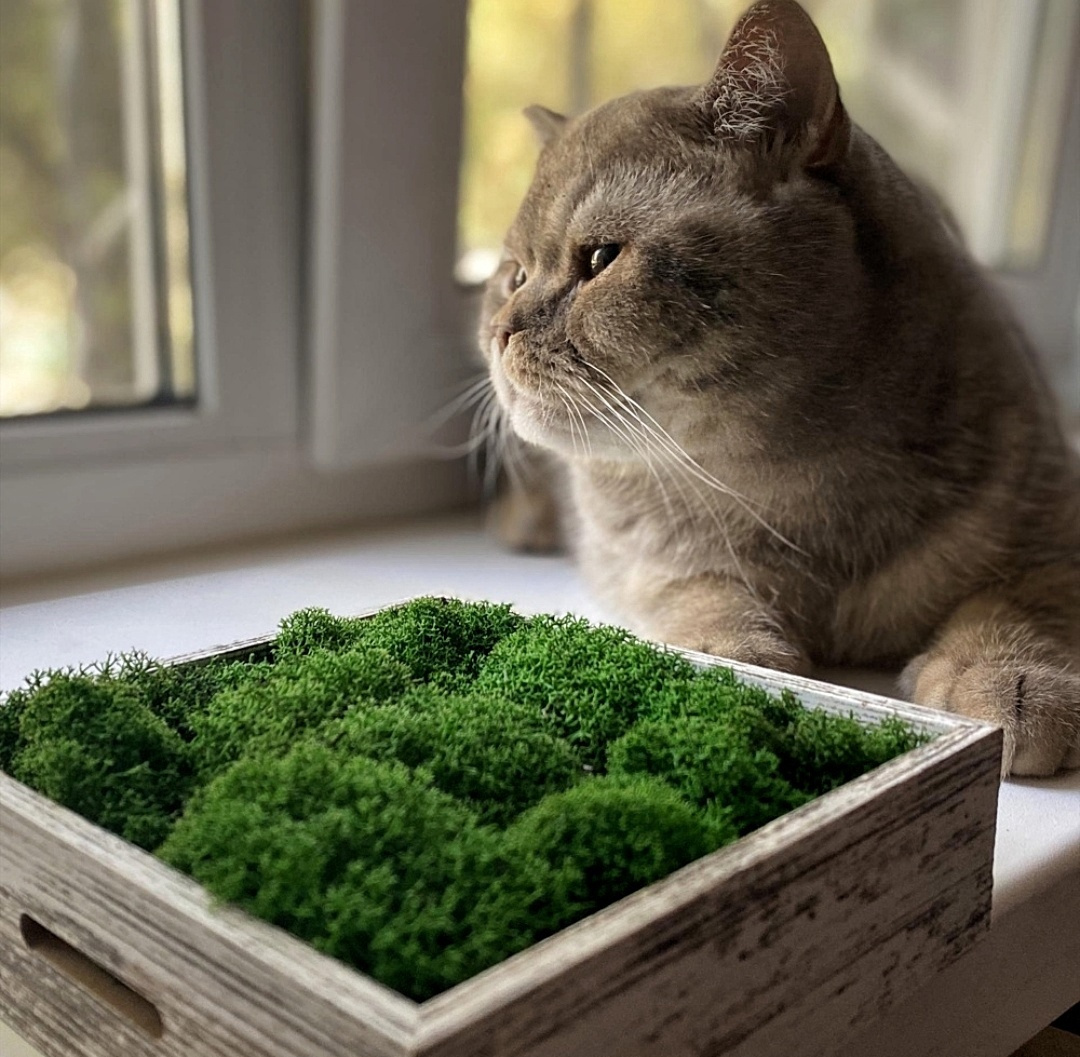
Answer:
[{"left": 478, "top": 0, "right": 1080, "bottom": 776}]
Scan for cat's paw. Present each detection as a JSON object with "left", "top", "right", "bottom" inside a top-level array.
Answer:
[
  {"left": 662, "top": 625, "right": 812, "bottom": 676},
  {"left": 485, "top": 485, "right": 563, "bottom": 554},
  {"left": 901, "top": 652, "right": 1080, "bottom": 777}
]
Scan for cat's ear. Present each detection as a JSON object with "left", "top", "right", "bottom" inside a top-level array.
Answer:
[
  {"left": 698, "top": 0, "right": 849, "bottom": 172},
  {"left": 524, "top": 105, "right": 568, "bottom": 147}
]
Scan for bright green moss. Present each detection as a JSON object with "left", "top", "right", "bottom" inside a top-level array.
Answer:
[
  {"left": 473, "top": 616, "right": 698, "bottom": 767},
  {"left": 349, "top": 597, "right": 524, "bottom": 684},
  {"left": 11, "top": 674, "right": 194, "bottom": 850},
  {"left": 328, "top": 691, "right": 584, "bottom": 824},
  {"left": 158, "top": 744, "right": 560, "bottom": 1000},
  {"left": 4, "top": 598, "right": 930, "bottom": 1001},
  {"left": 274, "top": 608, "right": 368, "bottom": 660},
  {"left": 505, "top": 776, "right": 718, "bottom": 913},
  {"left": 191, "top": 645, "right": 413, "bottom": 776}
]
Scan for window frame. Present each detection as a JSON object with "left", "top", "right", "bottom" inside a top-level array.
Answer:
[
  {"left": 0, "top": 0, "right": 470, "bottom": 579},
  {"left": 0, "top": 0, "right": 304, "bottom": 467}
]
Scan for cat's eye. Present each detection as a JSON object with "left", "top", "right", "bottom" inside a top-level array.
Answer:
[
  {"left": 588, "top": 243, "right": 621, "bottom": 278},
  {"left": 508, "top": 265, "right": 527, "bottom": 292}
]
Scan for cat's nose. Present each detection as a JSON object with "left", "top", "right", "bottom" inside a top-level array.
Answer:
[{"left": 493, "top": 323, "right": 514, "bottom": 356}]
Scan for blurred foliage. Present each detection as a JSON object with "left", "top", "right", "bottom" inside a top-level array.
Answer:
[{"left": 0, "top": 0, "right": 192, "bottom": 417}]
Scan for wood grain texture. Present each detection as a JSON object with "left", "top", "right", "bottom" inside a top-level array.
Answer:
[{"left": 0, "top": 606, "right": 1002, "bottom": 1057}]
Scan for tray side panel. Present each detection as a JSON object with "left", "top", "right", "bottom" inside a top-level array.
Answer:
[
  {"left": 417, "top": 726, "right": 1000, "bottom": 1057},
  {"left": 0, "top": 776, "right": 418, "bottom": 1057}
]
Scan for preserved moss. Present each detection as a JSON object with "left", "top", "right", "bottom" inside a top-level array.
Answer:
[{"left": 0, "top": 597, "right": 928, "bottom": 1000}]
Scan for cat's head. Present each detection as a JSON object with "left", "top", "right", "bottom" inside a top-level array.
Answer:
[{"left": 480, "top": 0, "right": 878, "bottom": 461}]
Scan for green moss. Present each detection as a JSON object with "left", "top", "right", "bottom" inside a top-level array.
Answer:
[
  {"left": 473, "top": 616, "right": 697, "bottom": 767},
  {"left": 115, "top": 652, "right": 277, "bottom": 740},
  {"left": 159, "top": 744, "right": 560, "bottom": 1000},
  {"left": 350, "top": 597, "right": 524, "bottom": 684},
  {"left": 0, "top": 685, "right": 33, "bottom": 774},
  {"left": 3, "top": 597, "right": 930, "bottom": 1001},
  {"left": 11, "top": 674, "right": 194, "bottom": 850},
  {"left": 505, "top": 776, "right": 718, "bottom": 913},
  {"left": 607, "top": 717, "right": 811, "bottom": 835},
  {"left": 191, "top": 645, "right": 413, "bottom": 776},
  {"left": 329, "top": 691, "right": 584, "bottom": 824},
  {"left": 274, "top": 608, "right": 368, "bottom": 660},
  {"left": 779, "top": 710, "right": 928, "bottom": 794}
]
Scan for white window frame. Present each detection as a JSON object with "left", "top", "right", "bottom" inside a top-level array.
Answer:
[
  {"left": 0, "top": 0, "right": 470, "bottom": 579},
  {"left": 1, "top": 1, "right": 304, "bottom": 467}
]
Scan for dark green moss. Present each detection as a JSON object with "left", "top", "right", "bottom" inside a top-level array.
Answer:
[
  {"left": 349, "top": 597, "right": 524, "bottom": 684},
  {"left": 328, "top": 691, "right": 584, "bottom": 824},
  {"left": 158, "top": 744, "right": 561, "bottom": 1000},
  {"left": 779, "top": 710, "right": 929, "bottom": 794},
  {"left": 505, "top": 776, "right": 718, "bottom": 913},
  {"left": 190, "top": 645, "right": 413, "bottom": 776},
  {"left": 473, "top": 616, "right": 698, "bottom": 767},
  {"left": 11, "top": 674, "right": 194, "bottom": 850},
  {"left": 607, "top": 717, "right": 812, "bottom": 835},
  {"left": 0, "top": 685, "right": 33, "bottom": 774},
  {"left": 115, "top": 652, "right": 277, "bottom": 740}
]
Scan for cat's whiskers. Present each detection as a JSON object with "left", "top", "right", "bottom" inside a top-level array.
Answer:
[
  {"left": 571, "top": 383, "right": 684, "bottom": 538},
  {"left": 428, "top": 373, "right": 497, "bottom": 429},
  {"left": 572, "top": 378, "right": 748, "bottom": 569},
  {"left": 421, "top": 374, "right": 499, "bottom": 460},
  {"left": 583, "top": 378, "right": 762, "bottom": 598},
  {"left": 555, "top": 383, "right": 589, "bottom": 458},
  {"left": 579, "top": 361, "right": 805, "bottom": 556}
]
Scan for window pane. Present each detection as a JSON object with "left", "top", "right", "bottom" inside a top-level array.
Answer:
[
  {"left": 458, "top": 0, "right": 1074, "bottom": 279},
  {"left": 0, "top": 0, "right": 194, "bottom": 418}
]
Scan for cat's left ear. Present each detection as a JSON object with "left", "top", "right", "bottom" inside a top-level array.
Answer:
[
  {"left": 698, "top": 0, "right": 849, "bottom": 173},
  {"left": 524, "top": 105, "right": 568, "bottom": 147}
]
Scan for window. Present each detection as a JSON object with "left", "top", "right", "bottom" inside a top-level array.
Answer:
[
  {"left": 0, "top": 1, "right": 467, "bottom": 578},
  {"left": 0, "top": 0, "right": 193, "bottom": 419}
]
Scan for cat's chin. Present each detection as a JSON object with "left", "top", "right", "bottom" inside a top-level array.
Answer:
[
  {"left": 507, "top": 403, "right": 576, "bottom": 455},
  {"left": 509, "top": 405, "right": 630, "bottom": 462}
]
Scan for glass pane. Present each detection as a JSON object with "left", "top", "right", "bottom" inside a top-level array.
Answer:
[
  {"left": 458, "top": 0, "right": 1073, "bottom": 279},
  {"left": 0, "top": 0, "right": 194, "bottom": 419}
]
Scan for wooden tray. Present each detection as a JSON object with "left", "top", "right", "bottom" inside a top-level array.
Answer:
[{"left": 0, "top": 611, "right": 1002, "bottom": 1057}]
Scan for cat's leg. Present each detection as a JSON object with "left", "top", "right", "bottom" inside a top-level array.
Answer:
[
  {"left": 486, "top": 441, "right": 565, "bottom": 553},
  {"left": 900, "top": 572, "right": 1080, "bottom": 776},
  {"left": 637, "top": 574, "right": 812, "bottom": 675}
]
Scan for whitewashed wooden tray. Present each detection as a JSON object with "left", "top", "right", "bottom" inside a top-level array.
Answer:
[{"left": 0, "top": 610, "right": 1002, "bottom": 1057}]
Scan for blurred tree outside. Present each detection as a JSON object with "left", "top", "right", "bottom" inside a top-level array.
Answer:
[{"left": 0, "top": 0, "right": 192, "bottom": 418}]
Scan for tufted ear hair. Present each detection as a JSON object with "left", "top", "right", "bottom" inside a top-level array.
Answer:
[
  {"left": 524, "top": 105, "right": 569, "bottom": 147},
  {"left": 697, "top": 0, "right": 849, "bottom": 173}
]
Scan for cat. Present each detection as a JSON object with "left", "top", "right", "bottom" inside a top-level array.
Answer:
[{"left": 477, "top": 0, "right": 1080, "bottom": 777}]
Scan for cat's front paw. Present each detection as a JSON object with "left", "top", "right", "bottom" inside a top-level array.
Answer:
[
  {"left": 660, "top": 624, "right": 812, "bottom": 676},
  {"left": 901, "top": 652, "right": 1080, "bottom": 776},
  {"left": 485, "top": 484, "right": 563, "bottom": 554}
]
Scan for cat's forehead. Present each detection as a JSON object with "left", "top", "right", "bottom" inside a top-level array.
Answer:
[{"left": 509, "top": 87, "right": 736, "bottom": 261}]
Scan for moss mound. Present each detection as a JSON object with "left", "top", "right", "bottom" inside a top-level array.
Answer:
[
  {"left": 10, "top": 673, "right": 195, "bottom": 850},
  {"left": 0, "top": 597, "right": 928, "bottom": 1000},
  {"left": 473, "top": 616, "right": 698, "bottom": 766}
]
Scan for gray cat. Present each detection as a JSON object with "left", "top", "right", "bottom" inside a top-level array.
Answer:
[{"left": 478, "top": 0, "right": 1080, "bottom": 776}]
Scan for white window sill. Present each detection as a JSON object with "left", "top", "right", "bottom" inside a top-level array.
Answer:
[{"left": 1, "top": 512, "right": 1077, "bottom": 1057}]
